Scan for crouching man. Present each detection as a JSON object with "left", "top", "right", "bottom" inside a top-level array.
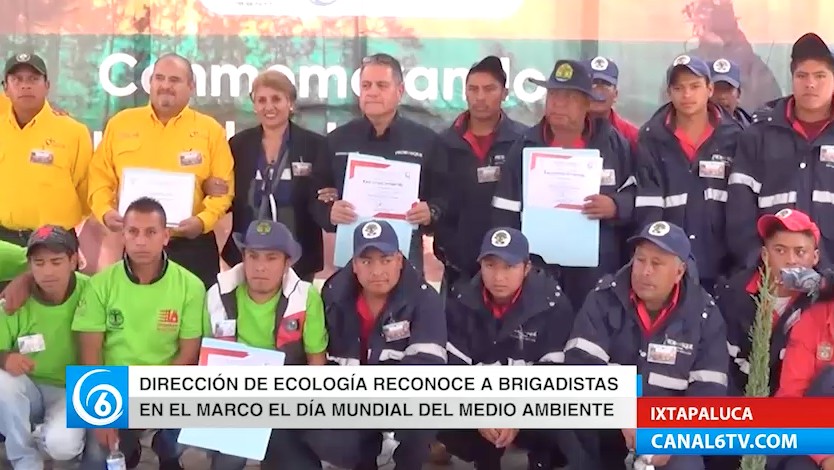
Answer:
[
  {"left": 0, "top": 226, "right": 87, "bottom": 468},
  {"left": 566, "top": 221, "right": 729, "bottom": 470},
  {"left": 438, "top": 227, "right": 582, "bottom": 469},
  {"left": 308, "top": 219, "right": 447, "bottom": 470}
]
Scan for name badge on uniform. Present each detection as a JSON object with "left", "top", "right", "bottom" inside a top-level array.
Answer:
[
  {"left": 647, "top": 343, "right": 677, "bottom": 365},
  {"left": 818, "top": 342, "right": 833, "bottom": 361},
  {"left": 17, "top": 334, "right": 46, "bottom": 354},
  {"left": 179, "top": 151, "right": 203, "bottom": 166},
  {"left": 698, "top": 160, "right": 725, "bottom": 179},
  {"left": 291, "top": 161, "right": 312, "bottom": 177},
  {"left": 477, "top": 166, "right": 500, "bottom": 183},
  {"left": 601, "top": 168, "right": 616, "bottom": 186},
  {"left": 29, "top": 150, "right": 53, "bottom": 165},
  {"left": 821, "top": 145, "right": 834, "bottom": 163},
  {"left": 280, "top": 168, "right": 292, "bottom": 181},
  {"left": 213, "top": 320, "right": 236, "bottom": 338},
  {"left": 382, "top": 320, "right": 411, "bottom": 342}
]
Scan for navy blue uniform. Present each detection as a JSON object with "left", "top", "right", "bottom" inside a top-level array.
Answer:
[
  {"left": 732, "top": 107, "right": 753, "bottom": 128},
  {"left": 727, "top": 98, "right": 834, "bottom": 272},
  {"left": 436, "top": 114, "right": 525, "bottom": 282},
  {"left": 491, "top": 119, "right": 637, "bottom": 310},
  {"left": 565, "top": 262, "right": 728, "bottom": 470},
  {"left": 634, "top": 103, "right": 742, "bottom": 288},
  {"left": 307, "top": 263, "right": 445, "bottom": 470}
]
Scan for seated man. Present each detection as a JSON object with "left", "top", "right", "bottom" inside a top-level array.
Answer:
[
  {"left": 196, "top": 219, "right": 327, "bottom": 469},
  {"left": 565, "top": 221, "right": 728, "bottom": 470},
  {"left": 72, "top": 197, "right": 205, "bottom": 470},
  {"left": 308, "top": 219, "right": 447, "bottom": 470},
  {"left": 439, "top": 227, "right": 579, "bottom": 470},
  {"left": 0, "top": 226, "right": 87, "bottom": 468}
]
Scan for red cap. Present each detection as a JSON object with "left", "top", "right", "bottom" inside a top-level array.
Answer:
[{"left": 756, "top": 208, "right": 820, "bottom": 243}]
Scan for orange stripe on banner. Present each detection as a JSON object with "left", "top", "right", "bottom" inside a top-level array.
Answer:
[{"left": 2, "top": 0, "right": 834, "bottom": 43}]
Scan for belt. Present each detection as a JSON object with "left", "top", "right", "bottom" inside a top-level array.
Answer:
[{"left": 0, "top": 227, "right": 33, "bottom": 247}]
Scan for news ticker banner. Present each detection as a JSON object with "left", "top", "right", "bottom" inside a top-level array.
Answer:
[{"left": 65, "top": 365, "right": 637, "bottom": 430}]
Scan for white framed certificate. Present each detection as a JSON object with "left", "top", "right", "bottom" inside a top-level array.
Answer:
[{"left": 118, "top": 168, "right": 196, "bottom": 226}]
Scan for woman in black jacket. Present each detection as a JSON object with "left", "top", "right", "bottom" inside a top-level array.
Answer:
[{"left": 221, "top": 70, "right": 332, "bottom": 281}]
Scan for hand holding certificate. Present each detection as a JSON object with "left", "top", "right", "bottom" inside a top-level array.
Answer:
[
  {"left": 118, "top": 168, "right": 196, "bottom": 226},
  {"left": 525, "top": 152, "right": 603, "bottom": 210}
]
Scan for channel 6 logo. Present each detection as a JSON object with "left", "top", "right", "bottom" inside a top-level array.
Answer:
[{"left": 65, "top": 366, "right": 129, "bottom": 428}]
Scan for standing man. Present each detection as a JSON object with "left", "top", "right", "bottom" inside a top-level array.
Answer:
[
  {"left": 88, "top": 53, "right": 234, "bottom": 288},
  {"left": 0, "top": 90, "right": 9, "bottom": 116},
  {"left": 435, "top": 56, "right": 525, "bottom": 285},
  {"left": 0, "top": 52, "right": 92, "bottom": 246},
  {"left": 709, "top": 58, "right": 752, "bottom": 127},
  {"left": 727, "top": 32, "right": 834, "bottom": 273},
  {"left": 318, "top": 53, "right": 449, "bottom": 272},
  {"left": 586, "top": 56, "right": 640, "bottom": 148},
  {"left": 491, "top": 59, "right": 636, "bottom": 310},
  {"left": 73, "top": 197, "right": 205, "bottom": 469},
  {"left": 635, "top": 54, "right": 742, "bottom": 293}
]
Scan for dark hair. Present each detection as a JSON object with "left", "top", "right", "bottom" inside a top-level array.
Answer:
[
  {"left": 762, "top": 224, "right": 817, "bottom": 245},
  {"left": 668, "top": 66, "right": 710, "bottom": 87},
  {"left": 27, "top": 243, "right": 75, "bottom": 259},
  {"left": 124, "top": 197, "right": 168, "bottom": 226},
  {"left": 467, "top": 56, "right": 507, "bottom": 87},
  {"left": 790, "top": 57, "right": 834, "bottom": 74},
  {"left": 360, "top": 53, "right": 404, "bottom": 84}
]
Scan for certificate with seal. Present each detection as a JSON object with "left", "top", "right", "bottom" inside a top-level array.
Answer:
[{"left": 118, "top": 168, "right": 196, "bottom": 226}]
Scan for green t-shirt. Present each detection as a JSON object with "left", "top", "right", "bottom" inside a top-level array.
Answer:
[
  {"left": 0, "top": 273, "right": 88, "bottom": 387},
  {"left": 72, "top": 260, "right": 205, "bottom": 366},
  {"left": 0, "top": 240, "right": 27, "bottom": 282},
  {"left": 221, "top": 285, "right": 328, "bottom": 354}
]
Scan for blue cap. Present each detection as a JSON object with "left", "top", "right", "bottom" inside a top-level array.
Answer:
[
  {"left": 709, "top": 58, "right": 740, "bottom": 89},
  {"left": 477, "top": 227, "right": 529, "bottom": 266},
  {"left": 666, "top": 54, "right": 711, "bottom": 86},
  {"left": 587, "top": 56, "right": 619, "bottom": 86},
  {"left": 528, "top": 59, "right": 604, "bottom": 102},
  {"left": 232, "top": 220, "right": 301, "bottom": 264},
  {"left": 628, "top": 221, "right": 691, "bottom": 261},
  {"left": 353, "top": 220, "right": 399, "bottom": 257}
]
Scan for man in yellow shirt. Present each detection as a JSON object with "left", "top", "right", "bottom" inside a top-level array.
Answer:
[
  {"left": 88, "top": 53, "right": 234, "bottom": 288},
  {"left": 0, "top": 53, "right": 92, "bottom": 246},
  {"left": 0, "top": 93, "right": 9, "bottom": 116}
]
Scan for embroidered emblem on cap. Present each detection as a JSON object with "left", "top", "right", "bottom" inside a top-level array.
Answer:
[
  {"left": 672, "top": 55, "right": 691, "bottom": 66},
  {"left": 256, "top": 221, "right": 272, "bottom": 234},
  {"left": 648, "top": 221, "right": 671, "bottom": 236},
  {"left": 713, "top": 59, "right": 731, "bottom": 74},
  {"left": 776, "top": 209, "right": 793, "bottom": 219},
  {"left": 16, "top": 53, "right": 30, "bottom": 62},
  {"left": 554, "top": 63, "right": 573, "bottom": 82},
  {"left": 591, "top": 56, "right": 609, "bottom": 71},
  {"left": 362, "top": 221, "right": 381, "bottom": 239},
  {"left": 491, "top": 230, "right": 511, "bottom": 247}
]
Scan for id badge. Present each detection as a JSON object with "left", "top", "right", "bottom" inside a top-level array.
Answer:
[
  {"left": 179, "top": 151, "right": 203, "bottom": 166},
  {"left": 698, "top": 160, "right": 725, "bottom": 179},
  {"left": 29, "top": 150, "right": 54, "bottom": 165},
  {"left": 213, "top": 320, "right": 236, "bottom": 338},
  {"left": 821, "top": 145, "right": 834, "bottom": 163},
  {"left": 292, "top": 161, "right": 312, "bottom": 177},
  {"left": 382, "top": 320, "right": 411, "bottom": 342},
  {"left": 600, "top": 168, "right": 616, "bottom": 186},
  {"left": 18, "top": 334, "right": 46, "bottom": 354},
  {"left": 647, "top": 343, "right": 677, "bottom": 365},
  {"left": 476, "top": 166, "right": 500, "bottom": 183}
]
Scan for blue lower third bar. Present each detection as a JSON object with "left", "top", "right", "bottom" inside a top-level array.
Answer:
[{"left": 636, "top": 428, "right": 834, "bottom": 455}]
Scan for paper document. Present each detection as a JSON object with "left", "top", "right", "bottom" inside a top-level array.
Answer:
[{"left": 119, "top": 168, "right": 196, "bottom": 226}]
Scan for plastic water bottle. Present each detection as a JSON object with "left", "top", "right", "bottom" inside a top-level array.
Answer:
[{"left": 106, "top": 449, "right": 127, "bottom": 470}]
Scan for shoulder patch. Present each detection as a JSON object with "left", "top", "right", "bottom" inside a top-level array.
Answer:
[{"left": 595, "top": 274, "right": 617, "bottom": 291}]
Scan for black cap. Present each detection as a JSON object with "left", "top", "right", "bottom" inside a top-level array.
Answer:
[
  {"left": 468, "top": 56, "right": 507, "bottom": 87},
  {"left": 4, "top": 53, "right": 47, "bottom": 78},
  {"left": 528, "top": 60, "right": 604, "bottom": 101},
  {"left": 26, "top": 225, "right": 79, "bottom": 256},
  {"left": 791, "top": 33, "right": 834, "bottom": 65}
]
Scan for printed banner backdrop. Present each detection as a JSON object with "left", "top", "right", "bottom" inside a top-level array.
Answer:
[{"left": 1, "top": 0, "right": 820, "bottom": 139}]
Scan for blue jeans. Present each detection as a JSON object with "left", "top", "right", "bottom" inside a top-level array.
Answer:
[{"left": 0, "top": 369, "right": 85, "bottom": 469}]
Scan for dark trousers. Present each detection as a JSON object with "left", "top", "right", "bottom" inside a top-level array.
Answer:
[
  {"left": 166, "top": 232, "right": 221, "bottom": 289},
  {"left": 578, "top": 429, "right": 705, "bottom": 470},
  {"left": 706, "top": 455, "right": 741, "bottom": 470},
  {"left": 767, "top": 456, "right": 820, "bottom": 470},
  {"left": 305, "top": 429, "right": 435, "bottom": 470},
  {"left": 437, "top": 429, "right": 571, "bottom": 470}
]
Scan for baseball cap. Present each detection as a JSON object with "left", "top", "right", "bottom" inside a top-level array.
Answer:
[
  {"left": 587, "top": 56, "right": 619, "bottom": 86},
  {"left": 756, "top": 208, "right": 820, "bottom": 244},
  {"left": 666, "top": 54, "right": 711, "bottom": 86},
  {"left": 791, "top": 33, "right": 834, "bottom": 65},
  {"left": 4, "top": 53, "right": 47, "bottom": 78},
  {"left": 468, "top": 55, "right": 507, "bottom": 87},
  {"left": 709, "top": 58, "right": 741, "bottom": 89},
  {"left": 528, "top": 59, "right": 604, "bottom": 102},
  {"left": 628, "top": 221, "right": 691, "bottom": 261},
  {"left": 477, "top": 227, "right": 529, "bottom": 266},
  {"left": 232, "top": 220, "right": 301, "bottom": 264},
  {"left": 353, "top": 220, "right": 399, "bottom": 257},
  {"left": 26, "top": 225, "right": 79, "bottom": 257}
]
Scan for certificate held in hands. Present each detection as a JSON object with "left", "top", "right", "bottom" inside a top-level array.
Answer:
[{"left": 118, "top": 167, "right": 196, "bottom": 226}]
